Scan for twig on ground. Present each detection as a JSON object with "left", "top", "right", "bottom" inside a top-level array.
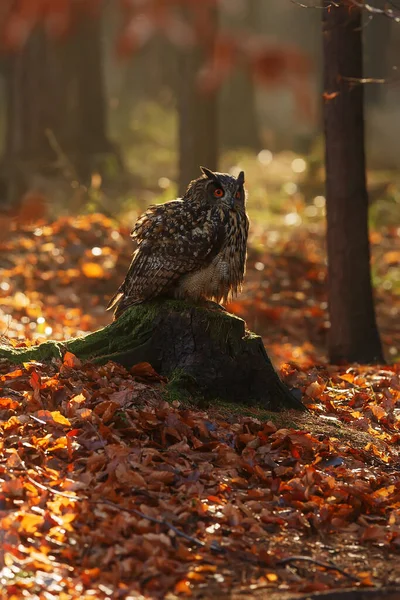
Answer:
[
  {"left": 7, "top": 463, "right": 211, "bottom": 549},
  {"left": 26, "top": 474, "right": 81, "bottom": 501},
  {"left": 8, "top": 462, "right": 360, "bottom": 576},
  {"left": 98, "top": 498, "right": 208, "bottom": 548},
  {"left": 277, "top": 555, "right": 360, "bottom": 582}
]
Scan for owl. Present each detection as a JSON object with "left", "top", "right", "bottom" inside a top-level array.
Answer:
[{"left": 107, "top": 166, "right": 249, "bottom": 319}]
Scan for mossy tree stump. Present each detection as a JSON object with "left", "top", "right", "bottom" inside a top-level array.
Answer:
[{"left": 0, "top": 300, "right": 304, "bottom": 411}]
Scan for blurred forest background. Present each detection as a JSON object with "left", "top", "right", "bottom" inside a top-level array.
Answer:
[{"left": 0, "top": 0, "right": 399, "bottom": 368}]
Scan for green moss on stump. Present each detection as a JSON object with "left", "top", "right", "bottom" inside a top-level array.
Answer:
[{"left": 0, "top": 299, "right": 304, "bottom": 411}]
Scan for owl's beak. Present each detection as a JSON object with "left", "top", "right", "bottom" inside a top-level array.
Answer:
[{"left": 230, "top": 197, "right": 235, "bottom": 210}]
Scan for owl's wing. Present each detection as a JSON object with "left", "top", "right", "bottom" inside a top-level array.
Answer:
[{"left": 107, "top": 201, "right": 225, "bottom": 315}]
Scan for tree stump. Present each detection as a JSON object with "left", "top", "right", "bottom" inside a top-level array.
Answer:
[{"left": 0, "top": 300, "right": 304, "bottom": 411}]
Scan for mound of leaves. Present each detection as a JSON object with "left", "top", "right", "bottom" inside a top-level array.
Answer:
[{"left": 1, "top": 353, "right": 400, "bottom": 598}]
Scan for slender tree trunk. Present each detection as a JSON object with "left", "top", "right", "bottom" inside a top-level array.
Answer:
[
  {"left": 70, "top": 11, "right": 114, "bottom": 180},
  {"left": 2, "top": 8, "right": 116, "bottom": 203},
  {"left": 177, "top": 8, "right": 218, "bottom": 196},
  {"left": 322, "top": 2, "right": 383, "bottom": 364},
  {"left": 219, "top": 0, "right": 261, "bottom": 152},
  {"left": 5, "top": 30, "right": 65, "bottom": 161},
  {"left": 2, "top": 27, "right": 70, "bottom": 204}
]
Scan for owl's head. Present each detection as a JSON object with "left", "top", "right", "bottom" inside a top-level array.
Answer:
[{"left": 186, "top": 166, "right": 246, "bottom": 211}]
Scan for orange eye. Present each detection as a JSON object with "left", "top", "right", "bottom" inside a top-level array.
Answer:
[
  {"left": 235, "top": 191, "right": 241, "bottom": 199},
  {"left": 213, "top": 188, "right": 224, "bottom": 198}
]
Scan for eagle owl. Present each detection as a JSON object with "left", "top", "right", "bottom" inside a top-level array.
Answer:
[{"left": 108, "top": 167, "right": 249, "bottom": 319}]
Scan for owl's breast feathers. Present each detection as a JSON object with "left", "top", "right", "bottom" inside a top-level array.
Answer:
[
  {"left": 177, "top": 206, "right": 249, "bottom": 303},
  {"left": 107, "top": 199, "right": 249, "bottom": 316}
]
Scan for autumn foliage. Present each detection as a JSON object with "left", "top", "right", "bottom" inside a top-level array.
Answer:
[
  {"left": 0, "top": 0, "right": 314, "bottom": 119},
  {"left": 0, "top": 0, "right": 101, "bottom": 49},
  {"left": 1, "top": 348, "right": 400, "bottom": 597}
]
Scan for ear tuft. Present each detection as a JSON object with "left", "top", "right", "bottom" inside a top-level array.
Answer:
[
  {"left": 200, "top": 166, "right": 218, "bottom": 182},
  {"left": 237, "top": 171, "right": 245, "bottom": 185}
]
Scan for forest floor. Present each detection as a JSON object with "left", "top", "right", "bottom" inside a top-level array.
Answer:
[{"left": 0, "top": 203, "right": 400, "bottom": 599}]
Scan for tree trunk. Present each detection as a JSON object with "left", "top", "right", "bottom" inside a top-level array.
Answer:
[
  {"left": 219, "top": 69, "right": 261, "bottom": 153},
  {"left": 219, "top": 0, "right": 261, "bottom": 153},
  {"left": 177, "top": 8, "right": 219, "bottom": 196},
  {"left": 1, "top": 8, "right": 117, "bottom": 204},
  {"left": 70, "top": 12, "right": 116, "bottom": 182},
  {"left": 2, "top": 27, "right": 70, "bottom": 204},
  {"left": 322, "top": 2, "right": 383, "bottom": 364},
  {"left": 0, "top": 300, "right": 304, "bottom": 411}
]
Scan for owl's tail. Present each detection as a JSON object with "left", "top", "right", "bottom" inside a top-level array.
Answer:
[
  {"left": 106, "top": 292, "right": 143, "bottom": 321},
  {"left": 106, "top": 291, "right": 122, "bottom": 312}
]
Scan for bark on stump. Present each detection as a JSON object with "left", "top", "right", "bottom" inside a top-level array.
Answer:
[{"left": 0, "top": 300, "right": 304, "bottom": 411}]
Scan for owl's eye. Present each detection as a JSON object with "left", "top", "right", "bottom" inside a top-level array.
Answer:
[
  {"left": 213, "top": 188, "right": 224, "bottom": 198},
  {"left": 235, "top": 191, "right": 241, "bottom": 199}
]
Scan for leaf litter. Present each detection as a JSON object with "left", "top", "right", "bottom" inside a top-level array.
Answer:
[{"left": 0, "top": 213, "right": 399, "bottom": 598}]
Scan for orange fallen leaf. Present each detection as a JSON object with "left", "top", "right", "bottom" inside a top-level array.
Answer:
[
  {"left": 1, "top": 369, "right": 24, "bottom": 380},
  {"left": 19, "top": 513, "right": 44, "bottom": 534},
  {"left": 0, "top": 397, "right": 19, "bottom": 409},
  {"left": 50, "top": 411, "right": 71, "bottom": 427},
  {"left": 305, "top": 381, "right": 325, "bottom": 398},
  {"left": 130, "top": 362, "right": 166, "bottom": 382},
  {"left": 370, "top": 405, "right": 387, "bottom": 421},
  {"left": 148, "top": 471, "right": 175, "bottom": 484},
  {"left": 175, "top": 580, "right": 192, "bottom": 595},
  {"left": 63, "top": 352, "right": 82, "bottom": 369}
]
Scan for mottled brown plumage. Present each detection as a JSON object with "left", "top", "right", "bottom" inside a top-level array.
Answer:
[{"left": 107, "top": 167, "right": 249, "bottom": 319}]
